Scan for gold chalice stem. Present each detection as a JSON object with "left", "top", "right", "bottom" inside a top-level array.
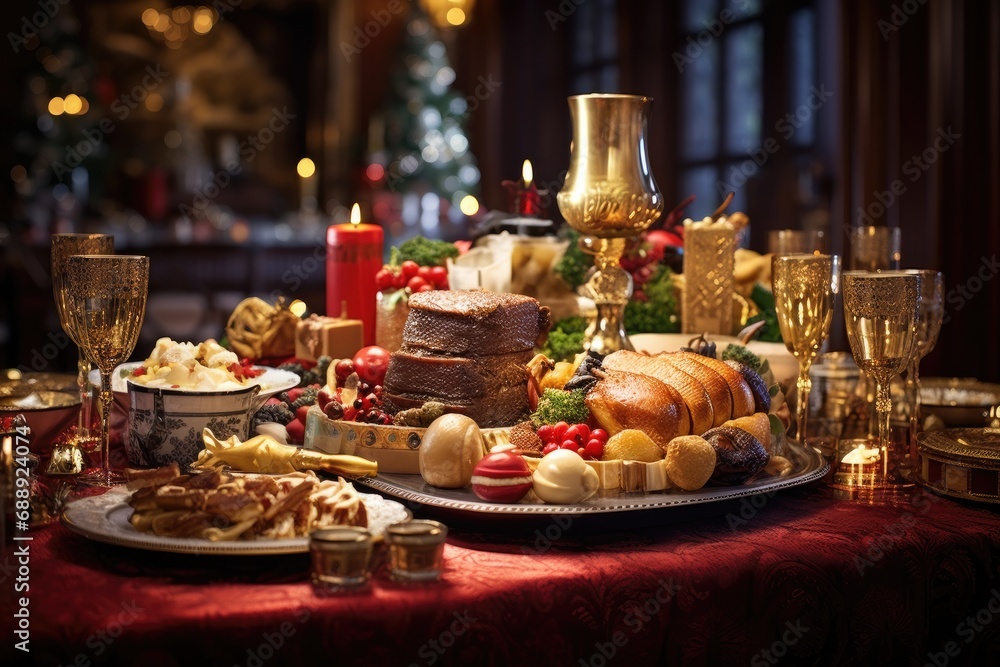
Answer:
[{"left": 580, "top": 237, "right": 632, "bottom": 355}]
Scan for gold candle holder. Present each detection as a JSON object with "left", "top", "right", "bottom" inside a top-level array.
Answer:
[
  {"left": 310, "top": 527, "right": 374, "bottom": 591},
  {"left": 681, "top": 220, "right": 737, "bottom": 335},
  {"left": 384, "top": 519, "right": 448, "bottom": 582},
  {"left": 557, "top": 94, "right": 663, "bottom": 354}
]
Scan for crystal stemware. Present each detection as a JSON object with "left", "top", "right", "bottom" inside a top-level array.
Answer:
[
  {"left": 50, "top": 234, "right": 114, "bottom": 470},
  {"left": 841, "top": 271, "right": 920, "bottom": 495},
  {"left": 901, "top": 269, "right": 944, "bottom": 449},
  {"left": 65, "top": 255, "right": 149, "bottom": 487},
  {"left": 771, "top": 254, "right": 840, "bottom": 444}
]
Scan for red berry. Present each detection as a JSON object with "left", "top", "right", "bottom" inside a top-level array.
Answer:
[
  {"left": 417, "top": 265, "right": 433, "bottom": 280},
  {"left": 536, "top": 424, "right": 555, "bottom": 443},
  {"left": 560, "top": 440, "right": 578, "bottom": 451},
  {"left": 375, "top": 268, "right": 395, "bottom": 290},
  {"left": 392, "top": 271, "right": 407, "bottom": 289},
  {"left": 407, "top": 276, "right": 428, "bottom": 292},
  {"left": 590, "top": 428, "right": 609, "bottom": 444},
  {"left": 285, "top": 419, "right": 305, "bottom": 444},
  {"left": 552, "top": 421, "right": 569, "bottom": 441},
  {"left": 417, "top": 284, "right": 434, "bottom": 292},
  {"left": 323, "top": 401, "right": 344, "bottom": 420},
  {"left": 295, "top": 405, "right": 310, "bottom": 422},
  {"left": 584, "top": 439, "right": 605, "bottom": 459},
  {"left": 400, "top": 260, "right": 420, "bottom": 279},
  {"left": 542, "top": 443, "right": 559, "bottom": 456},
  {"left": 342, "top": 406, "right": 358, "bottom": 421},
  {"left": 565, "top": 423, "right": 591, "bottom": 444},
  {"left": 429, "top": 266, "right": 449, "bottom": 288}
]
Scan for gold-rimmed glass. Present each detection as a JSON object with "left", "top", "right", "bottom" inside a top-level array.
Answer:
[
  {"left": 65, "top": 255, "right": 149, "bottom": 487},
  {"left": 841, "top": 271, "right": 920, "bottom": 492},
  {"left": 51, "top": 234, "right": 114, "bottom": 451},
  {"left": 772, "top": 254, "right": 840, "bottom": 444},
  {"left": 901, "top": 270, "right": 944, "bottom": 448}
]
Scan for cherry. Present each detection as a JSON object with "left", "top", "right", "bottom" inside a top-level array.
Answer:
[
  {"left": 429, "top": 266, "right": 449, "bottom": 288},
  {"left": 407, "top": 276, "right": 429, "bottom": 292},
  {"left": 542, "top": 443, "right": 559, "bottom": 456},
  {"left": 375, "top": 268, "right": 396, "bottom": 290},
  {"left": 565, "top": 423, "right": 591, "bottom": 445},
  {"left": 552, "top": 421, "right": 569, "bottom": 442},
  {"left": 334, "top": 358, "right": 355, "bottom": 382},
  {"left": 560, "top": 440, "right": 579, "bottom": 451},
  {"left": 536, "top": 424, "right": 555, "bottom": 443},
  {"left": 590, "top": 428, "right": 609, "bottom": 444}
]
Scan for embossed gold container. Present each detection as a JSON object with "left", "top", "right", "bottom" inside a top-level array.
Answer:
[
  {"left": 682, "top": 222, "right": 736, "bottom": 335},
  {"left": 917, "top": 428, "right": 1000, "bottom": 503},
  {"left": 557, "top": 94, "right": 663, "bottom": 354}
]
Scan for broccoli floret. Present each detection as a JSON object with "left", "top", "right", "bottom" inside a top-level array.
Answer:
[
  {"left": 393, "top": 236, "right": 459, "bottom": 267},
  {"left": 252, "top": 403, "right": 294, "bottom": 431},
  {"left": 625, "top": 265, "right": 680, "bottom": 334},
  {"left": 541, "top": 317, "right": 588, "bottom": 362},
  {"left": 553, "top": 229, "right": 592, "bottom": 289},
  {"left": 531, "top": 389, "right": 589, "bottom": 427},
  {"left": 721, "top": 344, "right": 762, "bottom": 372}
]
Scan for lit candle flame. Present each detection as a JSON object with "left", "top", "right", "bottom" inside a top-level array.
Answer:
[
  {"left": 522, "top": 159, "right": 533, "bottom": 188},
  {"left": 350, "top": 203, "right": 361, "bottom": 226}
]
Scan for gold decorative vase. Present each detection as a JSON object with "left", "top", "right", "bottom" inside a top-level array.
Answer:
[{"left": 557, "top": 94, "right": 663, "bottom": 354}]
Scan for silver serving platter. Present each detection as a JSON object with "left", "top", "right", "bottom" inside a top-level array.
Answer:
[
  {"left": 61, "top": 487, "right": 410, "bottom": 555},
  {"left": 354, "top": 442, "right": 828, "bottom": 517}
]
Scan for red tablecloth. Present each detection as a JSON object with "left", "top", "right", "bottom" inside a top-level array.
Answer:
[{"left": 6, "top": 483, "right": 1000, "bottom": 666}]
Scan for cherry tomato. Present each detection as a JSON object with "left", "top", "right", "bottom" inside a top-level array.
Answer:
[
  {"left": 429, "top": 266, "right": 449, "bottom": 289},
  {"left": 417, "top": 265, "right": 434, "bottom": 280},
  {"left": 565, "top": 423, "right": 591, "bottom": 444},
  {"left": 584, "top": 439, "right": 605, "bottom": 459},
  {"left": 407, "top": 276, "right": 429, "bottom": 292},
  {"left": 352, "top": 346, "right": 391, "bottom": 386},
  {"left": 536, "top": 424, "right": 555, "bottom": 443},
  {"left": 552, "top": 421, "right": 569, "bottom": 442},
  {"left": 590, "top": 428, "right": 609, "bottom": 444},
  {"left": 400, "top": 260, "right": 420, "bottom": 279},
  {"left": 417, "top": 284, "right": 434, "bottom": 292},
  {"left": 375, "top": 268, "right": 395, "bottom": 290},
  {"left": 392, "top": 271, "right": 407, "bottom": 289},
  {"left": 560, "top": 440, "right": 579, "bottom": 451},
  {"left": 542, "top": 443, "right": 559, "bottom": 456}
]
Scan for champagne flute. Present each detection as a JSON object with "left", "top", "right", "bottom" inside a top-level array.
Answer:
[
  {"left": 848, "top": 226, "right": 901, "bottom": 271},
  {"left": 901, "top": 270, "right": 944, "bottom": 447},
  {"left": 772, "top": 254, "right": 841, "bottom": 444},
  {"left": 65, "top": 255, "right": 149, "bottom": 487},
  {"left": 51, "top": 234, "right": 114, "bottom": 453},
  {"left": 842, "top": 271, "right": 920, "bottom": 488}
]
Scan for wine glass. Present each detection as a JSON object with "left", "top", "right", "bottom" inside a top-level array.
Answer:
[
  {"left": 901, "top": 270, "right": 944, "bottom": 448},
  {"left": 51, "top": 234, "right": 114, "bottom": 463},
  {"left": 771, "top": 254, "right": 841, "bottom": 445},
  {"left": 65, "top": 255, "right": 149, "bottom": 487},
  {"left": 848, "top": 226, "right": 901, "bottom": 271},
  {"left": 841, "top": 271, "right": 920, "bottom": 492}
]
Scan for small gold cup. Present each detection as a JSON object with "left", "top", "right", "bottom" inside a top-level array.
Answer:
[
  {"left": 310, "top": 527, "right": 374, "bottom": 591},
  {"left": 384, "top": 520, "right": 448, "bottom": 583}
]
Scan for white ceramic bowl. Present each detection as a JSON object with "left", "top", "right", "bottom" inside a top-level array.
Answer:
[
  {"left": 628, "top": 333, "right": 800, "bottom": 385},
  {"left": 125, "top": 381, "right": 261, "bottom": 467},
  {"left": 91, "top": 363, "right": 300, "bottom": 466}
]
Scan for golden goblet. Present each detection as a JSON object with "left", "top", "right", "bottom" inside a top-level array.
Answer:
[
  {"left": 51, "top": 233, "right": 114, "bottom": 473},
  {"left": 557, "top": 94, "right": 663, "bottom": 354}
]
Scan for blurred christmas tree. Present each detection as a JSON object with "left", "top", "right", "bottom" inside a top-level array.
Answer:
[
  {"left": 12, "top": 6, "right": 108, "bottom": 232},
  {"left": 372, "top": 8, "right": 480, "bottom": 209}
]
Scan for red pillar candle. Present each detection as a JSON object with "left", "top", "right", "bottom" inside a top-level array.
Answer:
[
  {"left": 501, "top": 159, "right": 543, "bottom": 216},
  {"left": 326, "top": 203, "right": 384, "bottom": 346}
]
